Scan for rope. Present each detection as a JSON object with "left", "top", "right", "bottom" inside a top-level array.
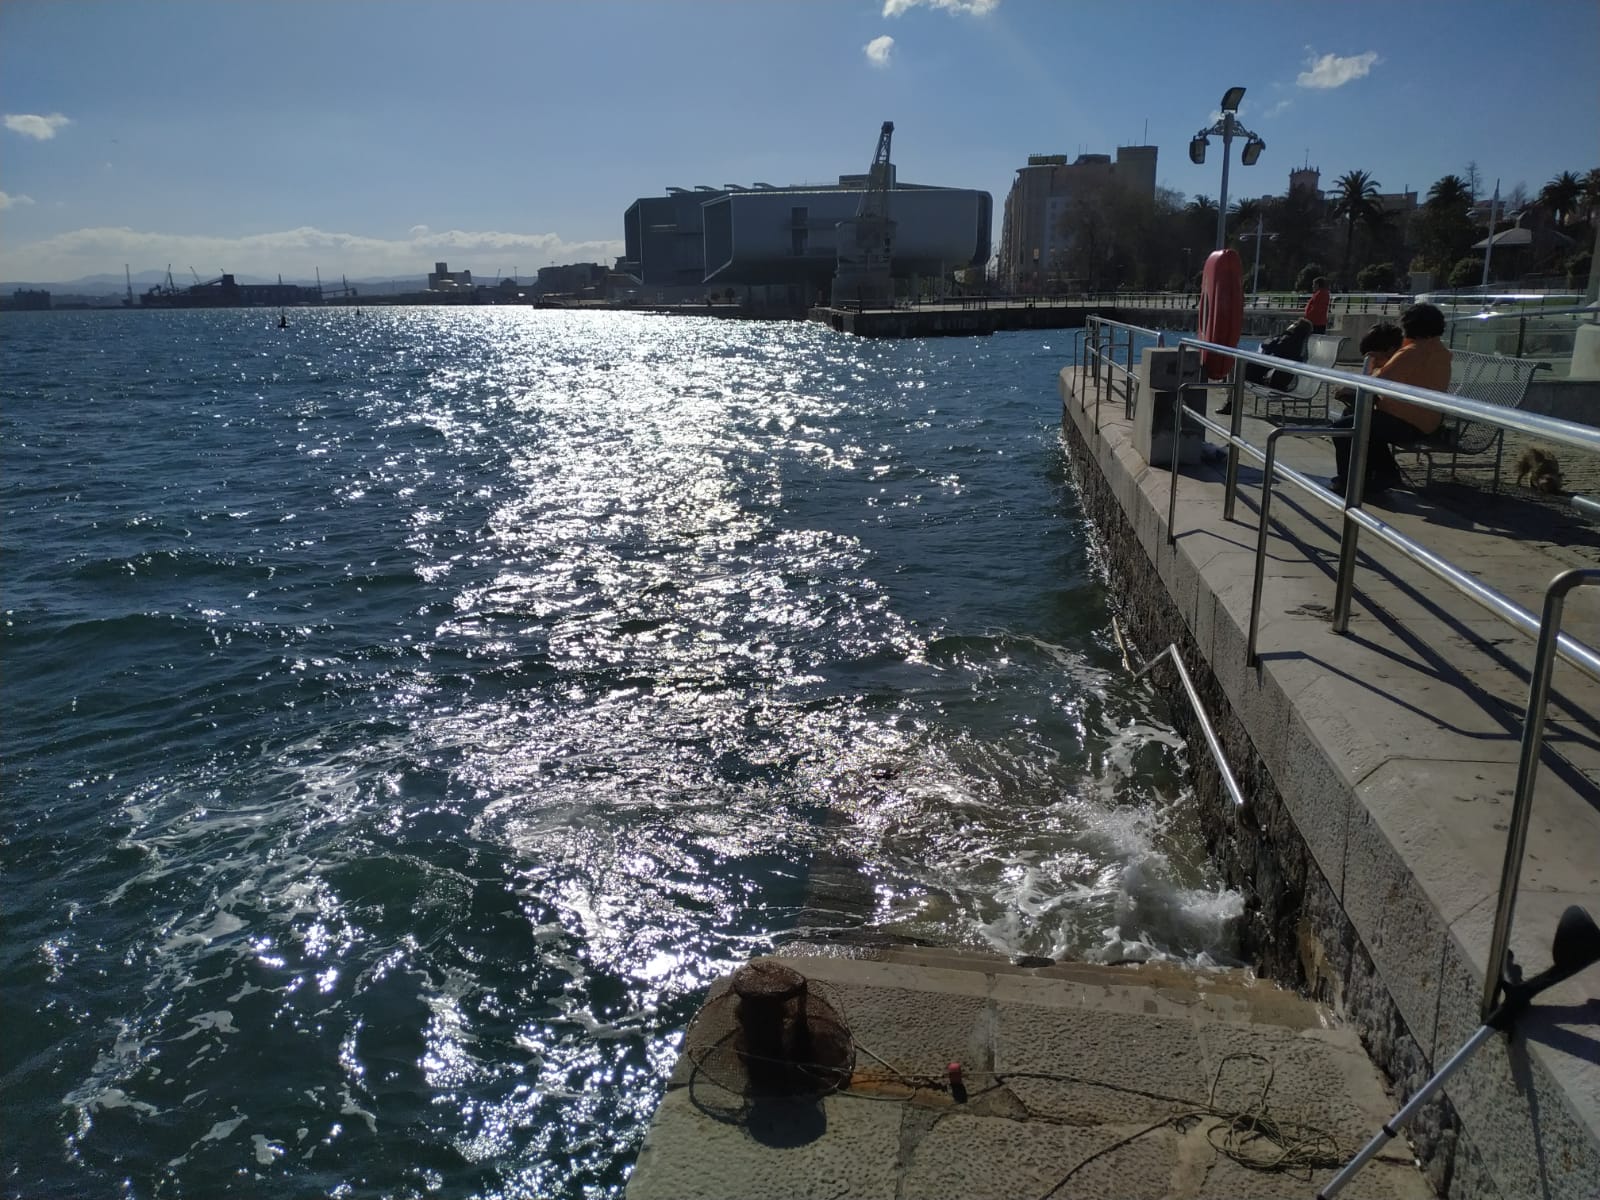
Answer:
[{"left": 689, "top": 1029, "right": 1346, "bottom": 1193}]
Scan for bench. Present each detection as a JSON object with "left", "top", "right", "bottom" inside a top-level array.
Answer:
[
  {"left": 1395, "top": 350, "right": 1547, "bottom": 491},
  {"left": 1244, "top": 333, "right": 1346, "bottom": 420}
]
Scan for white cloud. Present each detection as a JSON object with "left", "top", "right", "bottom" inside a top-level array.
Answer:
[
  {"left": 864, "top": 35, "right": 895, "bottom": 67},
  {"left": 4, "top": 112, "right": 72, "bottom": 140},
  {"left": 1296, "top": 51, "right": 1379, "bottom": 90},
  {"left": 883, "top": 0, "right": 999, "bottom": 16},
  {"left": 409, "top": 224, "right": 431, "bottom": 237},
  {"left": 0, "top": 224, "right": 626, "bottom": 283},
  {"left": 0, "top": 190, "right": 37, "bottom": 210},
  {"left": 1264, "top": 98, "right": 1293, "bottom": 118}
]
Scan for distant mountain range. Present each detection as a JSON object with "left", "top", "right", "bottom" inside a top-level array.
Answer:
[{"left": 2, "top": 272, "right": 443, "bottom": 297}]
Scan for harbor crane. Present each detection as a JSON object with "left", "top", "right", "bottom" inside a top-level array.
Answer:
[{"left": 831, "top": 120, "right": 896, "bottom": 308}]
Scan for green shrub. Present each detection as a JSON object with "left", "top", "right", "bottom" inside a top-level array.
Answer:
[
  {"left": 1295, "top": 263, "right": 1326, "bottom": 293},
  {"left": 1448, "top": 257, "right": 1484, "bottom": 288},
  {"left": 1356, "top": 262, "right": 1395, "bottom": 291}
]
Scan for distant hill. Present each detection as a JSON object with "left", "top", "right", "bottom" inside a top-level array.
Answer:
[{"left": 2, "top": 273, "right": 435, "bottom": 297}]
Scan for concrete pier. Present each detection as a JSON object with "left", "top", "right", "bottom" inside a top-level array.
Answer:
[
  {"left": 625, "top": 360, "right": 1598, "bottom": 1199},
  {"left": 1056, "top": 366, "right": 1600, "bottom": 1198},
  {"left": 628, "top": 947, "right": 1433, "bottom": 1199}
]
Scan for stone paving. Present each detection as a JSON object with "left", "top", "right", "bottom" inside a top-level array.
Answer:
[{"left": 628, "top": 948, "right": 1435, "bottom": 1200}]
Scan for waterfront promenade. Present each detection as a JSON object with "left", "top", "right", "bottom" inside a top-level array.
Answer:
[{"left": 1057, "top": 365, "right": 1600, "bottom": 1198}]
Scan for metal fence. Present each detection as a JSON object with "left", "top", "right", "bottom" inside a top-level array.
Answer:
[{"left": 1069, "top": 337, "right": 1600, "bottom": 1021}]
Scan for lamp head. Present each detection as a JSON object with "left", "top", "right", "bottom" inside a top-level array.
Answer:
[
  {"left": 1241, "top": 137, "right": 1265, "bottom": 166},
  {"left": 1220, "top": 86, "right": 1246, "bottom": 113},
  {"left": 1189, "top": 136, "right": 1208, "bottom": 165}
]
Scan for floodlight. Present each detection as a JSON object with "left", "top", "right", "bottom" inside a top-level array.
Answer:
[
  {"left": 1241, "top": 137, "right": 1265, "bottom": 166},
  {"left": 1220, "top": 86, "right": 1246, "bottom": 113},
  {"left": 1189, "top": 136, "right": 1208, "bottom": 165}
]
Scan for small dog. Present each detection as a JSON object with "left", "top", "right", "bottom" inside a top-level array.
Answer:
[{"left": 1515, "top": 446, "right": 1563, "bottom": 494}]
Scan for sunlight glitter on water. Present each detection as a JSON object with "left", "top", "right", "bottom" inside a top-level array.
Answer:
[{"left": 2, "top": 307, "right": 1239, "bottom": 1198}]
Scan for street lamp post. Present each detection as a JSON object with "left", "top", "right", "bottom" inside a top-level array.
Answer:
[
  {"left": 1239, "top": 212, "right": 1278, "bottom": 300},
  {"left": 1190, "top": 86, "right": 1265, "bottom": 252}
]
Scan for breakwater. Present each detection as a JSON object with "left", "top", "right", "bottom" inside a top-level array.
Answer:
[{"left": 1058, "top": 362, "right": 1600, "bottom": 1199}]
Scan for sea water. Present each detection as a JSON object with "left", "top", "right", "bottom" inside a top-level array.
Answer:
[{"left": 1, "top": 308, "right": 1240, "bottom": 1198}]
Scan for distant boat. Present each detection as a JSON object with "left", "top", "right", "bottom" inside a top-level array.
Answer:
[{"left": 277, "top": 312, "right": 288, "bottom": 328}]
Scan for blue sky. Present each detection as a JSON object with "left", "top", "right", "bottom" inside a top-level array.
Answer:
[{"left": 1, "top": 0, "right": 1595, "bottom": 282}]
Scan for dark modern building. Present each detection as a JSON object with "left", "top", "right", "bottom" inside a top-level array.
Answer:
[{"left": 622, "top": 169, "right": 992, "bottom": 305}]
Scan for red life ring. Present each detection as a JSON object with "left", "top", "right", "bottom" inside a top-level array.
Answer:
[{"left": 1197, "top": 249, "right": 1244, "bottom": 381}]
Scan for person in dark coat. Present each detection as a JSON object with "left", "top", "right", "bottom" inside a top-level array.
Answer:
[{"left": 1220, "top": 318, "right": 1315, "bottom": 413}]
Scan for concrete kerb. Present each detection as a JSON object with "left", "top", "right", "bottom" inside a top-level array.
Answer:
[{"left": 1057, "top": 363, "right": 1600, "bottom": 1200}]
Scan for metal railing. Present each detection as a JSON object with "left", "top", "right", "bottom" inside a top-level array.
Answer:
[
  {"left": 1113, "top": 611, "right": 1247, "bottom": 813},
  {"left": 1067, "top": 338, "right": 1600, "bottom": 1021},
  {"left": 1083, "top": 314, "right": 1165, "bottom": 429},
  {"left": 1446, "top": 303, "right": 1599, "bottom": 372}
]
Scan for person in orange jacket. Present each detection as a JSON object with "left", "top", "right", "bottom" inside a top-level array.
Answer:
[
  {"left": 1329, "top": 304, "right": 1451, "bottom": 495},
  {"left": 1304, "top": 277, "right": 1331, "bottom": 334}
]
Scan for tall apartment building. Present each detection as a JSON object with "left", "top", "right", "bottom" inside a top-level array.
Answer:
[{"left": 996, "top": 146, "right": 1158, "bottom": 291}]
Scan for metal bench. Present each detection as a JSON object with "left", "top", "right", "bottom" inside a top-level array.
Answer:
[
  {"left": 1397, "top": 350, "right": 1547, "bottom": 490},
  {"left": 1244, "top": 333, "right": 1346, "bottom": 420}
]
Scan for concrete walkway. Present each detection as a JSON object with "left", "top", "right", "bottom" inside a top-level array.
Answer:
[
  {"left": 628, "top": 947, "right": 1433, "bottom": 1200},
  {"left": 1059, "top": 366, "right": 1600, "bottom": 1199}
]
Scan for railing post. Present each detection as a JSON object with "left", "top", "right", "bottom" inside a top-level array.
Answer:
[
  {"left": 1250, "top": 427, "right": 1354, "bottom": 666},
  {"left": 1480, "top": 568, "right": 1600, "bottom": 1020},
  {"left": 1249, "top": 429, "right": 1285, "bottom": 667},
  {"left": 1331, "top": 388, "right": 1374, "bottom": 633},
  {"left": 1222, "top": 358, "right": 1246, "bottom": 521}
]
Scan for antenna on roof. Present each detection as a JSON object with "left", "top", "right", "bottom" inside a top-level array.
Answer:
[{"left": 1143, "top": 119, "right": 1148, "bottom": 144}]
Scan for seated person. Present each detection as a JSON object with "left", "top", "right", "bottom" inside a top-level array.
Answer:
[
  {"left": 1220, "top": 318, "right": 1314, "bottom": 414},
  {"left": 1330, "top": 322, "right": 1404, "bottom": 407},
  {"left": 1246, "top": 318, "right": 1315, "bottom": 388},
  {"left": 1329, "top": 305, "right": 1451, "bottom": 494}
]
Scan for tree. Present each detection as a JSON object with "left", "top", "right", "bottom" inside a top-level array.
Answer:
[
  {"left": 1416, "top": 175, "right": 1477, "bottom": 275},
  {"left": 1581, "top": 168, "right": 1600, "bottom": 223},
  {"left": 1540, "top": 171, "right": 1584, "bottom": 226},
  {"left": 1449, "top": 256, "right": 1482, "bottom": 288},
  {"left": 1262, "top": 190, "right": 1327, "bottom": 289},
  {"left": 1357, "top": 262, "right": 1395, "bottom": 291},
  {"left": 1229, "top": 197, "right": 1263, "bottom": 240},
  {"left": 1330, "top": 170, "right": 1384, "bottom": 287}
]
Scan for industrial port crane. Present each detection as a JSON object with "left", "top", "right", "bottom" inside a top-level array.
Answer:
[{"left": 831, "top": 120, "right": 895, "bottom": 307}]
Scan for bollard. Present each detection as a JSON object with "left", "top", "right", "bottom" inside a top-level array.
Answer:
[{"left": 731, "top": 961, "right": 808, "bottom": 1090}]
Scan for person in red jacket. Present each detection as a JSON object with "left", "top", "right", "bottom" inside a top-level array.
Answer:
[{"left": 1304, "top": 277, "right": 1331, "bottom": 334}]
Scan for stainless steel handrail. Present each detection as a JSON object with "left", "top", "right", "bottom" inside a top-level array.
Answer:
[
  {"left": 1448, "top": 304, "right": 1599, "bottom": 324},
  {"left": 1085, "top": 345, "right": 1600, "bottom": 1037},
  {"left": 1160, "top": 373, "right": 1600, "bottom": 687},
  {"left": 1130, "top": 640, "right": 1248, "bottom": 812},
  {"left": 1086, "top": 315, "right": 1166, "bottom": 423},
  {"left": 1247, "top": 425, "right": 1355, "bottom": 666},
  {"left": 1179, "top": 335, "right": 1600, "bottom": 455},
  {"left": 1481, "top": 569, "right": 1600, "bottom": 1020}
]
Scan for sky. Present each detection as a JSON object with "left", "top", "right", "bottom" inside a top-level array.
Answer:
[{"left": 1, "top": 0, "right": 1596, "bottom": 284}]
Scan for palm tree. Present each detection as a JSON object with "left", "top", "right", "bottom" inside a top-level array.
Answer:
[
  {"left": 1330, "top": 170, "right": 1383, "bottom": 287},
  {"left": 1229, "top": 197, "right": 1263, "bottom": 240},
  {"left": 1540, "top": 171, "right": 1583, "bottom": 226},
  {"left": 1426, "top": 174, "right": 1473, "bottom": 212},
  {"left": 1582, "top": 168, "right": 1600, "bottom": 223},
  {"left": 1418, "top": 175, "right": 1477, "bottom": 276}
]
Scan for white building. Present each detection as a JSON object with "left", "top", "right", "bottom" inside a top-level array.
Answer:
[{"left": 427, "top": 262, "right": 473, "bottom": 291}]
